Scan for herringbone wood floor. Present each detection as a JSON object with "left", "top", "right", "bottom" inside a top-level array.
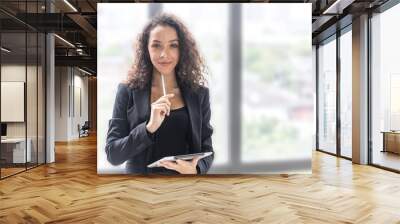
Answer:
[{"left": 1, "top": 134, "right": 400, "bottom": 223}]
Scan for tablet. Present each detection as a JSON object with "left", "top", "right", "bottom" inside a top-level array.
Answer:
[{"left": 147, "top": 152, "right": 213, "bottom": 168}]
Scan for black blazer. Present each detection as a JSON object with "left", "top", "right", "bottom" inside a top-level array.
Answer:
[{"left": 105, "top": 83, "right": 214, "bottom": 174}]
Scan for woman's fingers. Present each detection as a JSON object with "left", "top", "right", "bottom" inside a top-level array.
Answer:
[
  {"left": 146, "top": 94, "right": 175, "bottom": 133},
  {"left": 152, "top": 94, "right": 175, "bottom": 116},
  {"left": 154, "top": 94, "right": 174, "bottom": 106},
  {"left": 153, "top": 104, "right": 168, "bottom": 116},
  {"left": 161, "top": 102, "right": 170, "bottom": 116},
  {"left": 155, "top": 98, "right": 171, "bottom": 107},
  {"left": 160, "top": 161, "right": 179, "bottom": 170},
  {"left": 191, "top": 156, "right": 201, "bottom": 166},
  {"left": 164, "top": 93, "right": 175, "bottom": 99},
  {"left": 152, "top": 103, "right": 170, "bottom": 116},
  {"left": 176, "top": 159, "right": 197, "bottom": 174},
  {"left": 160, "top": 159, "right": 198, "bottom": 174},
  {"left": 176, "top": 159, "right": 191, "bottom": 166},
  {"left": 153, "top": 102, "right": 171, "bottom": 115}
]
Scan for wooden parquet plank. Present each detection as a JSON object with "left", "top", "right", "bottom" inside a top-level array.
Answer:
[{"left": 1, "top": 134, "right": 400, "bottom": 223}]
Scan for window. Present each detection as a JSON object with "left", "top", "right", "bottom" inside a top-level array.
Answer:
[
  {"left": 97, "top": 4, "right": 149, "bottom": 173},
  {"left": 163, "top": 3, "right": 229, "bottom": 166},
  {"left": 371, "top": 3, "right": 400, "bottom": 171},
  {"left": 242, "top": 4, "right": 312, "bottom": 164},
  {"left": 317, "top": 36, "right": 337, "bottom": 154},
  {"left": 340, "top": 28, "right": 352, "bottom": 158}
]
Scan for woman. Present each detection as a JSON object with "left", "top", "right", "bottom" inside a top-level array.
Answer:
[{"left": 105, "top": 13, "right": 214, "bottom": 174}]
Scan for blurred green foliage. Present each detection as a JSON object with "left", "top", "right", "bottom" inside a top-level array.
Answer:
[{"left": 243, "top": 116, "right": 299, "bottom": 156}]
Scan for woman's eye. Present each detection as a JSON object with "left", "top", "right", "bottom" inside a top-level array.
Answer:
[
  {"left": 152, "top": 44, "right": 160, "bottom": 48},
  {"left": 171, "top": 44, "right": 179, "bottom": 48}
]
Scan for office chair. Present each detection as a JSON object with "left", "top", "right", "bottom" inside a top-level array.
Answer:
[{"left": 79, "top": 121, "right": 90, "bottom": 138}]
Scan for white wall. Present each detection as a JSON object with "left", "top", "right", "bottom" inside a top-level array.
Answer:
[
  {"left": 55, "top": 66, "right": 68, "bottom": 141},
  {"left": 71, "top": 72, "right": 89, "bottom": 138},
  {"left": 1, "top": 65, "right": 38, "bottom": 138},
  {"left": 55, "top": 67, "right": 89, "bottom": 141},
  {"left": 1, "top": 63, "right": 46, "bottom": 163},
  {"left": 1, "top": 65, "right": 26, "bottom": 130}
]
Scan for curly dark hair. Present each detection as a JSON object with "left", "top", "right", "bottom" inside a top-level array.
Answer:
[{"left": 126, "top": 13, "right": 208, "bottom": 91}]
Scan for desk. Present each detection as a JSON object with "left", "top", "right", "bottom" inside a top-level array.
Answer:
[
  {"left": 1, "top": 138, "right": 31, "bottom": 163},
  {"left": 381, "top": 131, "right": 400, "bottom": 154}
]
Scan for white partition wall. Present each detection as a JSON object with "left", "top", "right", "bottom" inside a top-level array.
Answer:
[{"left": 1, "top": 82, "right": 24, "bottom": 122}]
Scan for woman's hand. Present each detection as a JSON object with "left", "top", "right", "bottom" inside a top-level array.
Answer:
[
  {"left": 160, "top": 157, "right": 201, "bottom": 174},
  {"left": 146, "top": 93, "right": 175, "bottom": 133}
]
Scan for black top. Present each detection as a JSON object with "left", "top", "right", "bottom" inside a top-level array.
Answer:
[{"left": 147, "top": 106, "right": 192, "bottom": 174}]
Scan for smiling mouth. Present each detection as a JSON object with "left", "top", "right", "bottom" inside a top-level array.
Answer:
[{"left": 158, "top": 62, "right": 172, "bottom": 66}]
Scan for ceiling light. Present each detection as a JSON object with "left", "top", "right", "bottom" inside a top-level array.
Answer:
[
  {"left": 63, "top": 0, "right": 78, "bottom": 12},
  {"left": 322, "top": 0, "right": 354, "bottom": 15},
  {"left": 1, "top": 47, "right": 11, "bottom": 53},
  {"left": 54, "top": 34, "right": 75, "bottom": 48},
  {"left": 78, "top": 67, "right": 92, "bottom": 76}
]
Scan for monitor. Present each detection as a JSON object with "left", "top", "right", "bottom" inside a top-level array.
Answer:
[{"left": 1, "top": 123, "right": 7, "bottom": 137}]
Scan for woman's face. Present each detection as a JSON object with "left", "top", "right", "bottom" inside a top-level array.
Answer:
[{"left": 148, "top": 25, "right": 180, "bottom": 76}]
